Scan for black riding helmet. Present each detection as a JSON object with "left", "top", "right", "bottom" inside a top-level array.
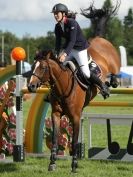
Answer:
[{"left": 52, "top": 3, "right": 68, "bottom": 14}]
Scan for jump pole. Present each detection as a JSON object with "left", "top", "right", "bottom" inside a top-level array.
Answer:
[
  {"left": 22, "top": 87, "right": 133, "bottom": 94},
  {"left": 11, "top": 47, "right": 26, "bottom": 162}
]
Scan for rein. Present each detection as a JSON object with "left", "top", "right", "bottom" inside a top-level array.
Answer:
[
  {"left": 46, "top": 59, "right": 76, "bottom": 101},
  {"left": 32, "top": 57, "right": 76, "bottom": 101},
  {"left": 46, "top": 59, "right": 63, "bottom": 89}
]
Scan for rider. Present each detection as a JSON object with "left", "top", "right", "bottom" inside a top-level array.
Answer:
[{"left": 52, "top": 3, "right": 110, "bottom": 99}]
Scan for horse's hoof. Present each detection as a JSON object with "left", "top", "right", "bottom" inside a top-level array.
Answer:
[
  {"left": 48, "top": 163, "right": 56, "bottom": 171},
  {"left": 71, "top": 167, "right": 77, "bottom": 173},
  {"left": 110, "top": 79, "right": 119, "bottom": 88},
  {"left": 103, "top": 93, "right": 110, "bottom": 99},
  {"left": 111, "top": 82, "right": 119, "bottom": 88},
  {"left": 71, "top": 160, "right": 78, "bottom": 173}
]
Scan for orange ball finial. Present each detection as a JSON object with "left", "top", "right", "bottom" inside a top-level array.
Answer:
[{"left": 11, "top": 47, "right": 26, "bottom": 61}]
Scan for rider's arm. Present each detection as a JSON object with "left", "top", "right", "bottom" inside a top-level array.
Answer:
[
  {"left": 55, "top": 24, "right": 62, "bottom": 55},
  {"left": 64, "top": 19, "right": 78, "bottom": 55}
]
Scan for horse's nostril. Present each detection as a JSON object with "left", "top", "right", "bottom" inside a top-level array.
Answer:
[
  {"left": 31, "top": 85, "right": 35, "bottom": 88},
  {"left": 28, "top": 84, "right": 37, "bottom": 92}
]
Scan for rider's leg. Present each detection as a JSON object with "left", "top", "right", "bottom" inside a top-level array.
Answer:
[
  {"left": 70, "top": 49, "right": 91, "bottom": 77},
  {"left": 71, "top": 49, "right": 110, "bottom": 99}
]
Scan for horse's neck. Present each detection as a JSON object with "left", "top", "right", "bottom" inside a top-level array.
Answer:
[
  {"left": 49, "top": 59, "right": 62, "bottom": 77},
  {"left": 49, "top": 59, "right": 72, "bottom": 95}
]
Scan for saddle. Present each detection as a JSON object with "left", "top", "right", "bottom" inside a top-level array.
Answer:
[{"left": 65, "top": 56, "right": 102, "bottom": 89}]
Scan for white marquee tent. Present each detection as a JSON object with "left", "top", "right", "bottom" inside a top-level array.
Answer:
[{"left": 119, "top": 66, "right": 133, "bottom": 86}]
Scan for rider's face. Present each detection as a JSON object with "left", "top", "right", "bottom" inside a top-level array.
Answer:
[{"left": 54, "top": 12, "right": 64, "bottom": 22}]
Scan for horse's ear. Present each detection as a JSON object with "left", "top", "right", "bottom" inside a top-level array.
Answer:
[{"left": 46, "top": 51, "right": 55, "bottom": 60}]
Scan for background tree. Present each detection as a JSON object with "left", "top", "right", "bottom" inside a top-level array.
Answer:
[
  {"left": 123, "top": 8, "right": 133, "bottom": 65},
  {"left": 0, "top": 31, "right": 20, "bottom": 65},
  {"left": 81, "top": 0, "right": 121, "bottom": 38},
  {"left": 81, "top": 0, "right": 133, "bottom": 64},
  {"left": 36, "top": 31, "right": 55, "bottom": 51},
  {"left": 106, "top": 17, "right": 124, "bottom": 49},
  {"left": 0, "top": 0, "right": 133, "bottom": 65}
]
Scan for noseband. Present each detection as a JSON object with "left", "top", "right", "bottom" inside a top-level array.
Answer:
[
  {"left": 31, "top": 59, "right": 62, "bottom": 86},
  {"left": 32, "top": 73, "right": 42, "bottom": 81},
  {"left": 31, "top": 60, "right": 50, "bottom": 84}
]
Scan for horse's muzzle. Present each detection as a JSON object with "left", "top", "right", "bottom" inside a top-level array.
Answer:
[{"left": 28, "top": 84, "right": 38, "bottom": 93}]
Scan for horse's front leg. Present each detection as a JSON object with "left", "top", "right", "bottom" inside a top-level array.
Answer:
[
  {"left": 71, "top": 118, "right": 80, "bottom": 173},
  {"left": 48, "top": 111, "right": 61, "bottom": 171}
]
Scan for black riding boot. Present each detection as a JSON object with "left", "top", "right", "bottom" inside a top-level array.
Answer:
[{"left": 89, "top": 73, "right": 110, "bottom": 99}]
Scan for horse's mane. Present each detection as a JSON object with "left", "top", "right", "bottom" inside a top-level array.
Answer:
[
  {"left": 34, "top": 50, "right": 67, "bottom": 71},
  {"left": 34, "top": 50, "right": 56, "bottom": 61}
]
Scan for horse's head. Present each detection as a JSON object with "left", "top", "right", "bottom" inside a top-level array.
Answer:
[{"left": 28, "top": 50, "right": 54, "bottom": 92}]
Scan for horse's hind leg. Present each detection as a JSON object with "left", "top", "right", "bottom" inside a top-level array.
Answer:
[
  {"left": 110, "top": 74, "right": 119, "bottom": 88},
  {"left": 48, "top": 111, "right": 60, "bottom": 171}
]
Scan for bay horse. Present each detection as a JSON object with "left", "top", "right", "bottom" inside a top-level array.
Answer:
[{"left": 28, "top": 37, "right": 120, "bottom": 172}]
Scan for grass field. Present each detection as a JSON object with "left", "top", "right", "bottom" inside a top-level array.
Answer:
[
  {"left": 1, "top": 157, "right": 133, "bottom": 177},
  {"left": 0, "top": 94, "right": 133, "bottom": 177}
]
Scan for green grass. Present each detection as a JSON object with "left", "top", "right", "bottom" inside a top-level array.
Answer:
[
  {"left": 1, "top": 94, "right": 133, "bottom": 176},
  {"left": 0, "top": 157, "right": 133, "bottom": 177}
]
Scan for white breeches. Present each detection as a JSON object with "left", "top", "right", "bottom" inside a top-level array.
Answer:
[{"left": 65, "top": 49, "right": 91, "bottom": 78}]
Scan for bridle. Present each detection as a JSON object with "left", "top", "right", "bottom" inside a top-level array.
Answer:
[
  {"left": 31, "top": 59, "right": 63, "bottom": 87},
  {"left": 31, "top": 58, "right": 76, "bottom": 100},
  {"left": 31, "top": 61, "right": 48, "bottom": 85},
  {"left": 32, "top": 73, "right": 43, "bottom": 82}
]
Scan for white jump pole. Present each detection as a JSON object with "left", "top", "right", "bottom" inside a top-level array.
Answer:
[
  {"left": 13, "top": 61, "right": 24, "bottom": 162},
  {"left": 11, "top": 47, "right": 26, "bottom": 162}
]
